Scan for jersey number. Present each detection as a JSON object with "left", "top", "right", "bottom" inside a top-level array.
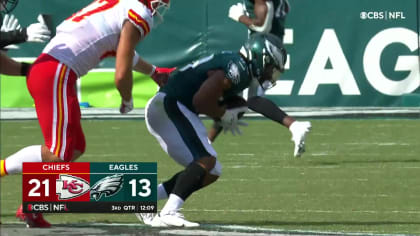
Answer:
[
  {"left": 68, "top": 0, "right": 119, "bottom": 22},
  {"left": 179, "top": 54, "right": 215, "bottom": 72}
]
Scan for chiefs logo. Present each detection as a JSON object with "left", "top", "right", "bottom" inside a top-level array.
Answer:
[{"left": 56, "top": 174, "right": 90, "bottom": 200}]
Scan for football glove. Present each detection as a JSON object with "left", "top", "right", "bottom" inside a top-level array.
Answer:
[
  {"left": 1, "top": 14, "right": 21, "bottom": 32},
  {"left": 228, "top": 3, "right": 245, "bottom": 22},
  {"left": 151, "top": 66, "right": 176, "bottom": 87},
  {"left": 26, "top": 15, "right": 51, "bottom": 43},
  {"left": 119, "top": 98, "right": 133, "bottom": 114},
  {"left": 156, "top": 66, "right": 176, "bottom": 74},
  {"left": 220, "top": 106, "right": 248, "bottom": 136},
  {"left": 289, "top": 121, "right": 312, "bottom": 157}
]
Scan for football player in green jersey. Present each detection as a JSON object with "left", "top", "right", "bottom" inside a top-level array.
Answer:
[
  {"left": 139, "top": 33, "right": 286, "bottom": 227},
  {"left": 229, "top": 0, "right": 289, "bottom": 36},
  {"left": 225, "top": 0, "right": 312, "bottom": 158}
]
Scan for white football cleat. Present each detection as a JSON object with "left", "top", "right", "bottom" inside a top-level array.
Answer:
[
  {"left": 289, "top": 121, "right": 312, "bottom": 157},
  {"left": 149, "top": 214, "right": 169, "bottom": 227},
  {"left": 159, "top": 211, "right": 199, "bottom": 227},
  {"left": 135, "top": 213, "right": 155, "bottom": 226}
]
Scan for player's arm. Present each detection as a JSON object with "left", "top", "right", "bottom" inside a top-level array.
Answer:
[
  {"left": 0, "top": 14, "right": 51, "bottom": 47},
  {"left": 0, "top": 51, "right": 30, "bottom": 76},
  {"left": 115, "top": 20, "right": 141, "bottom": 103},
  {"left": 115, "top": 20, "right": 143, "bottom": 114},
  {"left": 248, "top": 95, "right": 311, "bottom": 157},
  {"left": 193, "top": 70, "right": 231, "bottom": 118},
  {"left": 0, "top": 30, "right": 26, "bottom": 48},
  {"left": 229, "top": 0, "right": 273, "bottom": 33},
  {"left": 132, "top": 53, "right": 154, "bottom": 75},
  {"left": 247, "top": 96, "right": 295, "bottom": 127},
  {"left": 132, "top": 55, "right": 171, "bottom": 87},
  {"left": 241, "top": 0, "right": 268, "bottom": 27}
]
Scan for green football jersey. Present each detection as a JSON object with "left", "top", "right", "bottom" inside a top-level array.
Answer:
[
  {"left": 243, "top": 0, "right": 289, "bottom": 37},
  {"left": 160, "top": 51, "right": 252, "bottom": 113}
]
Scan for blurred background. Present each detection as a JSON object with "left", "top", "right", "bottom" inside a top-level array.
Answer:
[{"left": 1, "top": 0, "right": 419, "bottom": 111}]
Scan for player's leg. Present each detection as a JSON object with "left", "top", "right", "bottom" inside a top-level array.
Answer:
[
  {"left": 1, "top": 55, "right": 63, "bottom": 177},
  {"left": 31, "top": 55, "right": 81, "bottom": 163},
  {"left": 10, "top": 54, "right": 79, "bottom": 227},
  {"left": 69, "top": 123, "right": 86, "bottom": 162},
  {"left": 70, "top": 93, "right": 86, "bottom": 162},
  {"left": 144, "top": 93, "right": 222, "bottom": 227}
]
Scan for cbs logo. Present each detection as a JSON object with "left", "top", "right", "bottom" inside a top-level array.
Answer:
[{"left": 360, "top": 11, "right": 385, "bottom": 20}]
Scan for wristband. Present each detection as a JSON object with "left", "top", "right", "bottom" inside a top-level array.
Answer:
[{"left": 21, "top": 62, "right": 31, "bottom": 76}]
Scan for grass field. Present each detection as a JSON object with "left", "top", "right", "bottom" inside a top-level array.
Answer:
[{"left": 1, "top": 119, "right": 420, "bottom": 235}]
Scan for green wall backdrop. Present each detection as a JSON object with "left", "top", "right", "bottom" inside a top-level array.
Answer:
[{"left": 1, "top": 0, "right": 419, "bottom": 108}]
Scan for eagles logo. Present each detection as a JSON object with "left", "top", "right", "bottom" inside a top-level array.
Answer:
[
  {"left": 227, "top": 61, "right": 240, "bottom": 85},
  {"left": 90, "top": 174, "right": 124, "bottom": 201}
]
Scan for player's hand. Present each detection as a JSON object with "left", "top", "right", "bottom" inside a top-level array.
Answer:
[
  {"left": 289, "top": 121, "right": 312, "bottom": 157},
  {"left": 26, "top": 15, "right": 51, "bottom": 43},
  {"left": 1, "top": 14, "right": 21, "bottom": 32},
  {"left": 220, "top": 106, "right": 248, "bottom": 135},
  {"left": 151, "top": 67, "right": 176, "bottom": 87},
  {"left": 228, "top": 3, "right": 245, "bottom": 22},
  {"left": 156, "top": 66, "right": 176, "bottom": 74},
  {"left": 119, "top": 98, "right": 133, "bottom": 114}
]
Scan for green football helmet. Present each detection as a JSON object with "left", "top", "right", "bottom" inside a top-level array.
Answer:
[{"left": 242, "top": 33, "right": 287, "bottom": 89}]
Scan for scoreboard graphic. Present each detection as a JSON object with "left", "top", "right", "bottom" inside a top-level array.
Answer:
[{"left": 22, "top": 162, "right": 157, "bottom": 213}]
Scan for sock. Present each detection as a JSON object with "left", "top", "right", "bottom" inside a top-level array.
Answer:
[
  {"left": 172, "top": 162, "right": 207, "bottom": 200},
  {"left": 157, "top": 184, "right": 168, "bottom": 200},
  {"left": 160, "top": 171, "right": 182, "bottom": 199},
  {"left": 0, "top": 160, "right": 7, "bottom": 177},
  {"left": 160, "top": 193, "right": 184, "bottom": 216},
  {"left": 3, "top": 145, "right": 42, "bottom": 175}
]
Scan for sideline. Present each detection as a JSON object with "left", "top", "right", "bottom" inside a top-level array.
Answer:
[
  {"left": 0, "top": 222, "right": 413, "bottom": 236},
  {"left": 1, "top": 107, "right": 419, "bottom": 120}
]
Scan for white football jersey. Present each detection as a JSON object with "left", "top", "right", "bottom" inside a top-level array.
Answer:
[{"left": 43, "top": 0, "right": 153, "bottom": 77}]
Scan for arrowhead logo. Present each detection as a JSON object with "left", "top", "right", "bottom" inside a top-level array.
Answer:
[{"left": 56, "top": 174, "right": 90, "bottom": 200}]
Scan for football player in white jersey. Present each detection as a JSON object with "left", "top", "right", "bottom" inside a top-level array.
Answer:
[{"left": 0, "top": 0, "right": 170, "bottom": 228}]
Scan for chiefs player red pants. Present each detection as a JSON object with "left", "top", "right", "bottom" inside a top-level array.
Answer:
[{"left": 27, "top": 53, "right": 86, "bottom": 161}]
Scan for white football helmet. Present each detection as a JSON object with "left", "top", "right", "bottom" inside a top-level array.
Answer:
[{"left": 142, "top": 0, "right": 170, "bottom": 27}]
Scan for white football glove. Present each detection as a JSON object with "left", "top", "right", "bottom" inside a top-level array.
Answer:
[
  {"left": 220, "top": 106, "right": 248, "bottom": 136},
  {"left": 1, "top": 14, "right": 22, "bottom": 32},
  {"left": 228, "top": 3, "right": 245, "bottom": 22},
  {"left": 26, "top": 15, "right": 51, "bottom": 43},
  {"left": 119, "top": 98, "right": 134, "bottom": 114},
  {"left": 289, "top": 121, "right": 312, "bottom": 157}
]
